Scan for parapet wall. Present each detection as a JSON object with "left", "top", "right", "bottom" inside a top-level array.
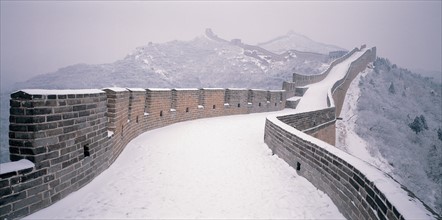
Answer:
[{"left": 1, "top": 88, "right": 285, "bottom": 219}]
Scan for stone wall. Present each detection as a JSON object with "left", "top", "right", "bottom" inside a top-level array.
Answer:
[{"left": 1, "top": 88, "right": 286, "bottom": 219}]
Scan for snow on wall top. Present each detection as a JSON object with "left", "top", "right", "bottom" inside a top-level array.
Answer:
[
  {"left": 127, "top": 88, "right": 146, "bottom": 92},
  {"left": 201, "top": 88, "right": 225, "bottom": 90},
  {"left": 146, "top": 88, "right": 172, "bottom": 91},
  {"left": 173, "top": 88, "right": 200, "bottom": 91},
  {"left": 102, "top": 87, "right": 128, "bottom": 92},
  {"left": 19, "top": 89, "right": 104, "bottom": 95},
  {"left": 0, "top": 159, "right": 34, "bottom": 175}
]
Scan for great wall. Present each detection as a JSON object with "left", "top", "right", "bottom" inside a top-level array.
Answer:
[{"left": 1, "top": 45, "right": 440, "bottom": 219}]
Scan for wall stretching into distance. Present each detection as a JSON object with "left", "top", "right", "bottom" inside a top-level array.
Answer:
[
  {"left": 265, "top": 46, "right": 439, "bottom": 220},
  {"left": 283, "top": 47, "right": 360, "bottom": 98},
  {"left": 1, "top": 88, "right": 285, "bottom": 219}
]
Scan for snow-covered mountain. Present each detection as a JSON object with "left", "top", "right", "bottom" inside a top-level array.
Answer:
[
  {"left": 14, "top": 30, "right": 332, "bottom": 91},
  {"left": 337, "top": 57, "right": 442, "bottom": 215},
  {"left": 258, "top": 31, "right": 345, "bottom": 55}
]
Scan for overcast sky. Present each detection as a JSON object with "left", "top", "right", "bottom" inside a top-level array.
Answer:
[{"left": 1, "top": 1, "right": 441, "bottom": 91}]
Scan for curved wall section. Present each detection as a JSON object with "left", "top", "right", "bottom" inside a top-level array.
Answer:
[
  {"left": 1, "top": 88, "right": 285, "bottom": 219},
  {"left": 264, "top": 116, "right": 438, "bottom": 220}
]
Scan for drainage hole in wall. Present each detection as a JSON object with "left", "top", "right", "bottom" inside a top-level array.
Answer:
[
  {"left": 84, "top": 144, "right": 90, "bottom": 157},
  {"left": 296, "top": 162, "right": 301, "bottom": 171}
]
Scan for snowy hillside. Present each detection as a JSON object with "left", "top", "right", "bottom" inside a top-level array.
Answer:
[
  {"left": 337, "top": 58, "right": 442, "bottom": 215},
  {"left": 258, "top": 31, "right": 345, "bottom": 54}
]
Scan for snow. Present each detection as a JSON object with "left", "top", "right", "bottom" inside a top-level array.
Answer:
[
  {"left": 173, "top": 88, "right": 200, "bottom": 91},
  {"left": 19, "top": 89, "right": 104, "bottom": 95},
  {"left": 127, "top": 88, "right": 146, "bottom": 92},
  {"left": 287, "top": 96, "right": 301, "bottom": 101},
  {"left": 170, "top": 109, "right": 176, "bottom": 112},
  {"left": 147, "top": 88, "right": 172, "bottom": 91},
  {"left": 336, "top": 70, "right": 392, "bottom": 173},
  {"left": 201, "top": 88, "right": 224, "bottom": 90},
  {"left": 197, "top": 105, "right": 204, "bottom": 109},
  {"left": 26, "top": 110, "right": 344, "bottom": 219},
  {"left": 296, "top": 49, "right": 368, "bottom": 111},
  {"left": 103, "top": 87, "right": 127, "bottom": 92},
  {"left": 0, "top": 159, "right": 34, "bottom": 174},
  {"left": 107, "top": 130, "right": 114, "bottom": 138},
  {"left": 227, "top": 88, "right": 248, "bottom": 90}
]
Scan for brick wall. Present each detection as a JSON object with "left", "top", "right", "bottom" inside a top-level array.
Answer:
[
  {"left": 3, "top": 90, "right": 109, "bottom": 219},
  {"left": 2, "top": 87, "right": 286, "bottom": 219}
]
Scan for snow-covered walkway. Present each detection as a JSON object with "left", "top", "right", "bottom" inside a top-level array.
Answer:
[
  {"left": 26, "top": 110, "right": 344, "bottom": 219},
  {"left": 296, "top": 49, "right": 368, "bottom": 112}
]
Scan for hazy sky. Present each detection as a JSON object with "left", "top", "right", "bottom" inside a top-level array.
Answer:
[{"left": 1, "top": 1, "right": 441, "bottom": 91}]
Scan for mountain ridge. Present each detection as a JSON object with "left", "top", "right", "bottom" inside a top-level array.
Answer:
[{"left": 258, "top": 30, "right": 346, "bottom": 54}]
